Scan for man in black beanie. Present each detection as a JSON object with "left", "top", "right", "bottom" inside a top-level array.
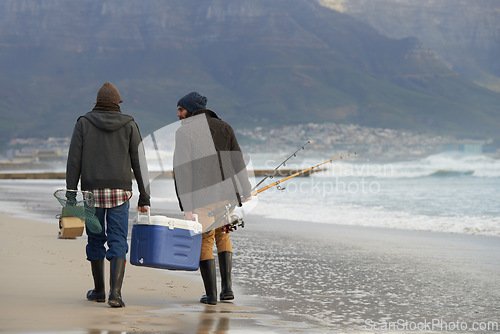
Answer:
[
  {"left": 66, "top": 82, "right": 150, "bottom": 308},
  {"left": 173, "top": 92, "right": 252, "bottom": 305}
]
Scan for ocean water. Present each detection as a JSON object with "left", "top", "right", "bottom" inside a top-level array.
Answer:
[
  {"left": 245, "top": 152, "right": 500, "bottom": 237},
  {"left": 143, "top": 151, "right": 500, "bottom": 237},
  {"left": 0, "top": 152, "right": 498, "bottom": 238}
]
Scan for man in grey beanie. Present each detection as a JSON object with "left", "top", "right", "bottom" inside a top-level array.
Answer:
[{"left": 66, "top": 82, "right": 150, "bottom": 308}]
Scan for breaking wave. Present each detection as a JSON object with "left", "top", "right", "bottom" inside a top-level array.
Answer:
[{"left": 313, "top": 152, "right": 500, "bottom": 179}]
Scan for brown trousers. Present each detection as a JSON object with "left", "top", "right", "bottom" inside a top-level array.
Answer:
[{"left": 194, "top": 201, "right": 233, "bottom": 261}]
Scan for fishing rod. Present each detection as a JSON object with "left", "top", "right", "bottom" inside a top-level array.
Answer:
[
  {"left": 207, "top": 152, "right": 357, "bottom": 232},
  {"left": 251, "top": 152, "right": 357, "bottom": 196},
  {"left": 208, "top": 141, "right": 311, "bottom": 219},
  {"left": 251, "top": 140, "right": 311, "bottom": 192}
]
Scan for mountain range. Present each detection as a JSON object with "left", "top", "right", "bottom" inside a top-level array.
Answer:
[
  {"left": 319, "top": 0, "right": 500, "bottom": 92},
  {"left": 1, "top": 0, "right": 499, "bottom": 147}
]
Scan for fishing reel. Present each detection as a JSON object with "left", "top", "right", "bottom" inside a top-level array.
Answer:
[
  {"left": 219, "top": 214, "right": 244, "bottom": 233},
  {"left": 227, "top": 215, "right": 245, "bottom": 230}
]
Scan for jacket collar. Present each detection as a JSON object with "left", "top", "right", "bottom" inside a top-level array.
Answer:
[{"left": 192, "top": 109, "right": 220, "bottom": 119}]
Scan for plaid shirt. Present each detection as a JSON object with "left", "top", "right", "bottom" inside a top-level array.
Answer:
[{"left": 89, "top": 189, "right": 132, "bottom": 208}]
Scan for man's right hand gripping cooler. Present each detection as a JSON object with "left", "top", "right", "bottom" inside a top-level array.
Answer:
[{"left": 130, "top": 210, "right": 202, "bottom": 271}]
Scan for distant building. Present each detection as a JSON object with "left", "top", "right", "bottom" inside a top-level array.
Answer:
[{"left": 439, "top": 143, "right": 483, "bottom": 154}]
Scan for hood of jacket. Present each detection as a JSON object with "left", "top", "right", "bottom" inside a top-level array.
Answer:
[{"left": 82, "top": 110, "right": 134, "bottom": 132}]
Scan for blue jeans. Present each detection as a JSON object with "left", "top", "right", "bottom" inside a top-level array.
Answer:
[{"left": 86, "top": 202, "right": 130, "bottom": 261}]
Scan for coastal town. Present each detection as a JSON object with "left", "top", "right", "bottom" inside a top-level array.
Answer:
[
  {"left": 0, "top": 122, "right": 496, "bottom": 172},
  {"left": 235, "top": 122, "right": 496, "bottom": 161}
]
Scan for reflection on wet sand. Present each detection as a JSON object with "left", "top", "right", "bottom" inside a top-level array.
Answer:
[{"left": 197, "top": 306, "right": 230, "bottom": 333}]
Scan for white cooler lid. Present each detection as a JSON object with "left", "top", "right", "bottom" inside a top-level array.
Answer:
[{"left": 136, "top": 212, "right": 202, "bottom": 234}]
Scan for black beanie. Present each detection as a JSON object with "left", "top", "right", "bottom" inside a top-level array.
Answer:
[
  {"left": 96, "top": 82, "right": 123, "bottom": 104},
  {"left": 177, "top": 92, "right": 207, "bottom": 114}
]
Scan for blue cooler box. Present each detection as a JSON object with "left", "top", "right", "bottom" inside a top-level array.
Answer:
[{"left": 130, "top": 212, "right": 202, "bottom": 271}]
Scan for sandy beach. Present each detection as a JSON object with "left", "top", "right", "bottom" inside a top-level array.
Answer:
[
  {"left": 2, "top": 212, "right": 499, "bottom": 333},
  {"left": 0, "top": 212, "right": 312, "bottom": 333}
]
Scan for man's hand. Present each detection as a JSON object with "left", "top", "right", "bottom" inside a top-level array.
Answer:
[
  {"left": 221, "top": 224, "right": 234, "bottom": 234},
  {"left": 138, "top": 206, "right": 149, "bottom": 213},
  {"left": 184, "top": 211, "right": 196, "bottom": 221}
]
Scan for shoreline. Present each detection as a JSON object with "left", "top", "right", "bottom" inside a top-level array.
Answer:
[
  {"left": 0, "top": 168, "right": 325, "bottom": 180},
  {"left": 1, "top": 177, "right": 498, "bottom": 239}
]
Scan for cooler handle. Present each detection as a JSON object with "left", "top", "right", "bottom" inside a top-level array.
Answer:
[{"left": 136, "top": 206, "right": 151, "bottom": 224}]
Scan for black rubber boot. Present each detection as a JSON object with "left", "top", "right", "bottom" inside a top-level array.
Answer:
[
  {"left": 218, "top": 251, "right": 234, "bottom": 301},
  {"left": 86, "top": 259, "right": 105, "bottom": 302},
  {"left": 199, "top": 259, "right": 217, "bottom": 305},
  {"left": 108, "top": 258, "right": 126, "bottom": 308}
]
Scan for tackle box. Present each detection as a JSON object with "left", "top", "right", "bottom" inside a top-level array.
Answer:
[
  {"left": 58, "top": 206, "right": 85, "bottom": 238},
  {"left": 59, "top": 216, "right": 85, "bottom": 238},
  {"left": 130, "top": 210, "right": 202, "bottom": 271}
]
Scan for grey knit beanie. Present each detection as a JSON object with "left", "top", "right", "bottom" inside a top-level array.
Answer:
[
  {"left": 177, "top": 92, "right": 207, "bottom": 114},
  {"left": 96, "top": 82, "right": 123, "bottom": 104}
]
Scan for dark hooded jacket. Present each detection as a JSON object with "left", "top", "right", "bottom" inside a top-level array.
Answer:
[
  {"left": 173, "top": 109, "right": 251, "bottom": 211},
  {"left": 66, "top": 109, "right": 150, "bottom": 207}
]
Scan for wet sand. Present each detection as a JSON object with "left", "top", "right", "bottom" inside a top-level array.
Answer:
[{"left": 231, "top": 215, "right": 500, "bottom": 332}]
